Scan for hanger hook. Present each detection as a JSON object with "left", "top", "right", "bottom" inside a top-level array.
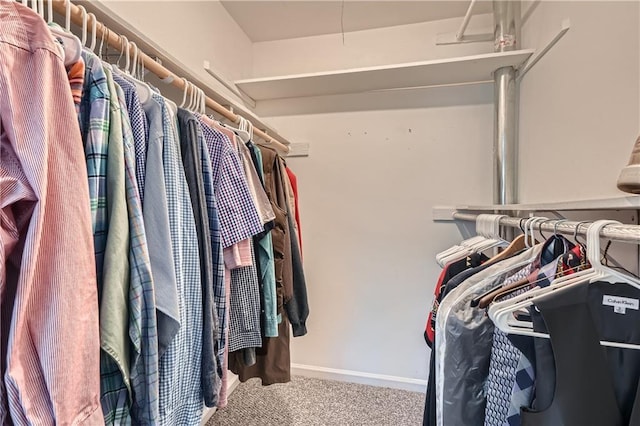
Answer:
[
  {"left": 65, "top": 0, "right": 72, "bottom": 31},
  {"left": 130, "top": 42, "right": 138, "bottom": 76},
  {"left": 47, "top": 0, "right": 53, "bottom": 23},
  {"left": 523, "top": 216, "right": 537, "bottom": 248},
  {"left": 553, "top": 219, "right": 568, "bottom": 236},
  {"left": 586, "top": 220, "right": 621, "bottom": 269},
  {"left": 573, "top": 220, "right": 590, "bottom": 248},
  {"left": 537, "top": 218, "right": 555, "bottom": 240},
  {"left": 201, "top": 88, "right": 206, "bottom": 114},
  {"left": 188, "top": 82, "right": 196, "bottom": 111},
  {"left": 98, "top": 27, "right": 107, "bottom": 60},
  {"left": 528, "top": 217, "right": 547, "bottom": 241},
  {"left": 179, "top": 78, "right": 189, "bottom": 108},
  {"left": 77, "top": 5, "right": 88, "bottom": 47},
  {"left": 124, "top": 37, "right": 131, "bottom": 73},
  {"left": 88, "top": 13, "right": 98, "bottom": 52}
]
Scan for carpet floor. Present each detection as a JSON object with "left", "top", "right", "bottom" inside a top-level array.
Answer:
[{"left": 207, "top": 376, "right": 425, "bottom": 425}]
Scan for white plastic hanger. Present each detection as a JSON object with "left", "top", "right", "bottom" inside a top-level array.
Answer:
[
  {"left": 188, "top": 82, "right": 197, "bottom": 111},
  {"left": 47, "top": 0, "right": 53, "bottom": 23},
  {"left": 490, "top": 220, "right": 640, "bottom": 350},
  {"left": 88, "top": 13, "right": 97, "bottom": 51},
  {"left": 47, "top": 0, "right": 82, "bottom": 66},
  {"left": 179, "top": 78, "right": 189, "bottom": 108},
  {"left": 122, "top": 42, "right": 153, "bottom": 103},
  {"left": 441, "top": 214, "right": 508, "bottom": 266},
  {"left": 436, "top": 215, "right": 491, "bottom": 266},
  {"left": 436, "top": 215, "right": 498, "bottom": 266},
  {"left": 78, "top": 5, "right": 88, "bottom": 47}
]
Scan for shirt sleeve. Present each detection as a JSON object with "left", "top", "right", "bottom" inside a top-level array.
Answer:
[{"left": 217, "top": 148, "right": 264, "bottom": 248}]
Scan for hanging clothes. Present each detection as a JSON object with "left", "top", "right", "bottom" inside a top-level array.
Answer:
[
  {"left": 140, "top": 93, "right": 180, "bottom": 360},
  {"left": 425, "top": 216, "right": 640, "bottom": 426},
  {"left": 176, "top": 108, "right": 221, "bottom": 408},
  {"left": 522, "top": 282, "right": 640, "bottom": 426},
  {"left": 250, "top": 144, "right": 280, "bottom": 338},
  {"left": 1, "top": 4, "right": 309, "bottom": 423},
  {"left": 153, "top": 95, "right": 204, "bottom": 426},
  {"left": 229, "top": 146, "right": 295, "bottom": 385},
  {"left": 113, "top": 71, "right": 159, "bottom": 425},
  {"left": 0, "top": 2, "right": 102, "bottom": 423}
]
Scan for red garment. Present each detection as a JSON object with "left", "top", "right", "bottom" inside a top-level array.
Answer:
[
  {"left": 425, "top": 267, "right": 449, "bottom": 346},
  {"left": 285, "top": 167, "right": 302, "bottom": 256}
]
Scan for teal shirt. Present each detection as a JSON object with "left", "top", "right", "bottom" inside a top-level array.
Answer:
[{"left": 251, "top": 144, "right": 280, "bottom": 337}]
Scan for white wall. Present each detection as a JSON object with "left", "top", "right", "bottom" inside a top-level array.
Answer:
[
  {"left": 252, "top": 17, "right": 500, "bottom": 384},
  {"left": 519, "top": 1, "right": 639, "bottom": 202},
  {"left": 274, "top": 102, "right": 493, "bottom": 383},
  {"left": 252, "top": 13, "right": 494, "bottom": 77}
]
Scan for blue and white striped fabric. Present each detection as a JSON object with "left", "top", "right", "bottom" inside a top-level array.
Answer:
[
  {"left": 112, "top": 73, "right": 148, "bottom": 202},
  {"left": 154, "top": 95, "right": 203, "bottom": 425}
]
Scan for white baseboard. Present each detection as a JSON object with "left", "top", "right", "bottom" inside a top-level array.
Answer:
[
  {"left": 200, "top": 373, "right": 240, "bottom": 425},
  {"left": 291, "top": 363, "right": 427, "bottom": 393}
]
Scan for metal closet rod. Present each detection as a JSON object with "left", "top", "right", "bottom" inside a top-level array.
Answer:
[
  {"left": 49, "top": 0, "right": 290, "bottom": 154},
  {"left": 452, "top": 212, "right": 640, "bottom": 245}
]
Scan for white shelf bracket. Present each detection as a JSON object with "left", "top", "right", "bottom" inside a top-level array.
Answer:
[
  {"left": 517, "top": 18, "right": 571, "bottom": 81},
  {"left": 457, "top": 0, "right": 477, "bottom": 41},
  {"left": 437, "top": 0, "right": 493, "bottom": 46}
]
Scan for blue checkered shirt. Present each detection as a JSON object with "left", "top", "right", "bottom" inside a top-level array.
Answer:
[
  {"left": 155, "top": 95, "right": 204, "bottom": 425},
  {"left": 196, "top": 115, "right": 264, "bottom": 248},
  {"left": 112, "top": 73, "right": 148, "bottom": 202},
  {"left": 199, "top": 124, "right": 226, "bottom": 393}
]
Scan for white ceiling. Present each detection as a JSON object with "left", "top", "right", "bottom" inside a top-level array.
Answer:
[{"left": 221, "top": 1, "right": 493, "bottom": 43}]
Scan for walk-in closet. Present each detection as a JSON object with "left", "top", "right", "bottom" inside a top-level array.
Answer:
[{"left": 1, "top": 0, "right": 640, "bottom": 425}]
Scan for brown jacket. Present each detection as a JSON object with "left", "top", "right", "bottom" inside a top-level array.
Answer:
[{"left": 229, "top": 146, "right": 293, "bottom": 384}]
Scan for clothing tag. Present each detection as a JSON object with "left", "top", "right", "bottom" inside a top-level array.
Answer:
[{"left": 603, "top": 295, "right": 639, "bottom": 314}]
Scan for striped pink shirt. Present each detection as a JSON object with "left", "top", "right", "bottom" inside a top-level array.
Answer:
[{"left": 0, "top": 2, "right": 102, "bottom": 424}]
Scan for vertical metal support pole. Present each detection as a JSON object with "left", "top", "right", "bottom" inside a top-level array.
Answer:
[{"left": 493, "top": 0, "right": 520, "bottom": 205}]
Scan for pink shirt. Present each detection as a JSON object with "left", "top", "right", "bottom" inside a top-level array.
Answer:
[{"left": 0, "top": 3, "right": 102, "bottom": 424}]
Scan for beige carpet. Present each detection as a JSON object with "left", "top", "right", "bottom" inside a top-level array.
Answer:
[{"left": 207, "top": 375, "right": 425, "bottom": 425}]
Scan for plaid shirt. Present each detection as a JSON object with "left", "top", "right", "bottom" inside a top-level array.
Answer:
[
  {"left": 196, "top": 115, "right": 225, "bottom": 404},
  {"left": 66, "top": 57, "right": 84, "bottom": 115},
  {"left": 98, "top": 68, "right": 132, "bottom": 424},
  {"left": 113, "top": 81, "right": 160, "bottom": 424},
  {"left": 112, "top": 73, "right": 148, "bottom": 202},
  {"left": 155, "top": 95, "right": 204, "bottom": 425},
  {"left": 196, "top": 115, "right": 264, "bottom": 248},
  {"left": 101, "top": 65, "right": 132, "bottom": 425},
  {"left": 80, "top": 51, "right": 110, "bottom": 285}
]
